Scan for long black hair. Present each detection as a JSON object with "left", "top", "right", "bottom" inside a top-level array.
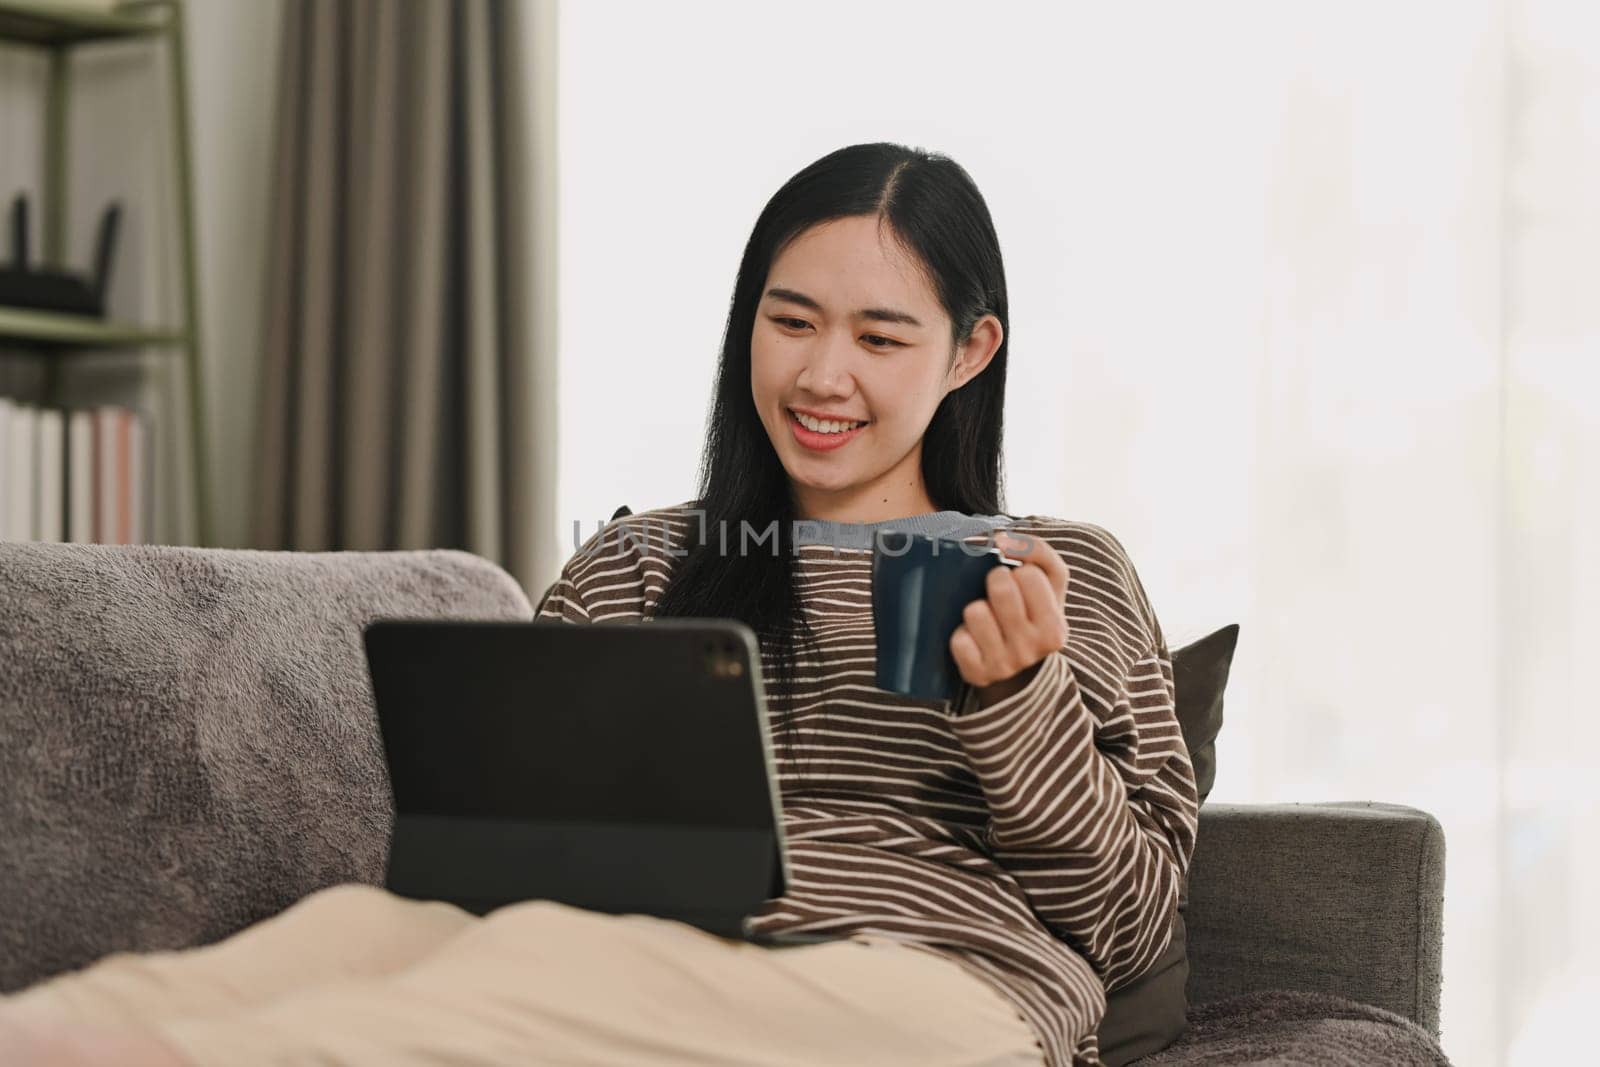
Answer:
[{"left": 652, "top": 142, "right": 1011, "bottom": 757}]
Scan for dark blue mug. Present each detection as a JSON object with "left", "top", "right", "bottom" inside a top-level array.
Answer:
[{"left": 871, "top": 531, "right": 1021, "bottom": 704}]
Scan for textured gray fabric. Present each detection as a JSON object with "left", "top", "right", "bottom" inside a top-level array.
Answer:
[
  {"left": 1184, "top": 802, "right": 1446, "bottom": 1036},
  {"left": 1139, "top": 990, "right": 1451, "bottom": 1065},
  {"left": 0, "top": 540, "right": 532, "bottom": 992}
]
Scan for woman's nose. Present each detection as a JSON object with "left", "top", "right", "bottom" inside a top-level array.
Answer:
[{"left": 795, "top": 334, "right": 856, "bottom": 396}]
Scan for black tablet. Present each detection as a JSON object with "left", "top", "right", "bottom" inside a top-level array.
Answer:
[{"left": 362, "top": 617, "right": 792, "bottom": 937}]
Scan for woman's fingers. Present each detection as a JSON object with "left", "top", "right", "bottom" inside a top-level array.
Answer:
[
  {"left": 983, "top": 564, "right": 1030, "bottom": 634},
  {"left": 953, "top": 531, "right": 1075, "bottom": 691},
  {"left": 1014, "top": 566, "right": 1066, "bottom": 643},
  {"left": 949, "top": 624, "right": 987, "bottom": 685},
  {"left": 960, "top": 598, "right": 1009, "bottom": 670},
  {"left": 995, "top": 531, "right": 1070, "bottom": 603}
]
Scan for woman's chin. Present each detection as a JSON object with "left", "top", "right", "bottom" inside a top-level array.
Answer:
[{"left": 783, "top": 466, "right": 858, "bottom": 495}]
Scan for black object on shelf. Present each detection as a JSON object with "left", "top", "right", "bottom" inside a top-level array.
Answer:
[{"left": 0, "top": 193, "right": 122, "bottom": 317}]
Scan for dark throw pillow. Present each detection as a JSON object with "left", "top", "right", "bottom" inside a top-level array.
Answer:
[
  {"left": 1096, "top": 623, "right": 1240, "bottom": 1067},
  {"left": 1170, "top": 623, "right": 1238, "bottom": 806},
  {"left": 1097, "top": 911, "right": 1191, "bottom": 1066}
]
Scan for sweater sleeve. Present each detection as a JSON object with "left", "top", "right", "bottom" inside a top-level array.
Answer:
[
  {"left": 948, "top": 531, "right": 1199, "bottom": 991},
  {"left": 534, "top": 568, "right": 591, "bottom": 623},
  {"left": 532, "top": 521, "right": 622, "bottom": 624},
  {"left": 533, "top": 509, "right": 669, "bottom": 624}
]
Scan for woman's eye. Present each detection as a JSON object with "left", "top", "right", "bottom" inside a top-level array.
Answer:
[{"left": 771, "top": 317, "right": 900, "bottom": 349}]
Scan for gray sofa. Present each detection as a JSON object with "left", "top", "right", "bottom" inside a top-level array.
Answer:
[{"left": 0, "top": 541, "right": 1450, "bottom": 1064}]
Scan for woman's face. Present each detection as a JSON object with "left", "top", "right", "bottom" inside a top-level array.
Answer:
[{"left": 750, "top": 215, "right": 1001, "bottom": 523}]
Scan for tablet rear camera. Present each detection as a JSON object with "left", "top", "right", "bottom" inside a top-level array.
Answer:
[{"left": 705, "top": 648, "right": 744, "bottom": 678}]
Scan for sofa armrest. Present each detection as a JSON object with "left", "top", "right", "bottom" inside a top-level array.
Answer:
[
  {"left": 0, "top": 541, "right": 534, "bottom": 993},
  {"left": 1184, "top": 802, "right": 1445, "bottom": 1035}
]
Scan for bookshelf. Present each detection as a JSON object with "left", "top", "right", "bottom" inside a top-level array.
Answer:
[{"left": 0, "top": 0, "right": 208, "bottom": 544}]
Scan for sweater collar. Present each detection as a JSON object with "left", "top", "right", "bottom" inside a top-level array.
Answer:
[{"left": 791, "top": 510, "right": 1016, "bottom": 551}]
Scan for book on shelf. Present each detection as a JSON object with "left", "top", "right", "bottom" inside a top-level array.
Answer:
[
  {"left": 128, "top": 405, "right": 143, "bottom": 544},
  {"left": 1, "top": 397, "right": 33, "bottom": 541},
  {"left": 36, "top": 407, "right": 63, "bottom": 541},
  {"left": 95, "top": 404, "right": 117, "bottom": 543},
  {"left": 68, "top": 408, "right": 93, "bottom": 543},
  {"left": 0, "top": 396, "right": 147, "bottom": 545}
]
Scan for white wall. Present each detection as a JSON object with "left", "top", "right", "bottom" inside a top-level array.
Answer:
[{"left": 557, "top": 2, "right": 1600, "bottom": 1063}]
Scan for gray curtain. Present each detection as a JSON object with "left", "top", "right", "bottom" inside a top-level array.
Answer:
[{"left": 251, "top": 0, "right": 547, "bottom": 594}]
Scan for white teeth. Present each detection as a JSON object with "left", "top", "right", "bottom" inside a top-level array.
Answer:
[{"left": 793, "top": 410, "right": 864, "bottom": 434}]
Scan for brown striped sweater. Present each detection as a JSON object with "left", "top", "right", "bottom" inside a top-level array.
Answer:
[{"left": 533, "top": 502, "right": 1199, "bottom": 1067}]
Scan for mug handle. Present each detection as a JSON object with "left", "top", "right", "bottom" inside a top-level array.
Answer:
[{"left": 946, "top": 678, "right": 980, "bottom": 718}]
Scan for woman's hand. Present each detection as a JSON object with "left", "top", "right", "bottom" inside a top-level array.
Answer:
[{"left": 950, "top": 530, "right": 1072, "bottom": 708}]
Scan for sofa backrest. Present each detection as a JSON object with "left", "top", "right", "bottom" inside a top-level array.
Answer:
[{"left": 0, "top": 541, "right": 531, "bottom": 992}]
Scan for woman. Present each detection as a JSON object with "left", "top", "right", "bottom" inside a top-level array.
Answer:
[{"left": 0, "top": 143, "right": 1196, "bottom": 1067}]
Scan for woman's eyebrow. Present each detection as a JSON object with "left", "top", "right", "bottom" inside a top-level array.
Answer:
[{"left": 764, "top": 287, "right": 923, "bottom": 328}]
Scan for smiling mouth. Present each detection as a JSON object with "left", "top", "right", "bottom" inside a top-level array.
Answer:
[{"left": 788, "top": 408, "right": 869, "bottom": 434}]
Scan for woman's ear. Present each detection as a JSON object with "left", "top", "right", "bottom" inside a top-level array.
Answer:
[{"left": 946, "top": 314, "right": 1004, "bottom": 391}]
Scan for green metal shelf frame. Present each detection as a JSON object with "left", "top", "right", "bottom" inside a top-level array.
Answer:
[
  {"left": 0, "top": 0, "right": 210, "bottom": 544},
  {"left": 0, "top": 305, "right": 187, "bottom": 346},
  {"left": 0, "top": 0, "right": 165, "bottom": 45}
]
